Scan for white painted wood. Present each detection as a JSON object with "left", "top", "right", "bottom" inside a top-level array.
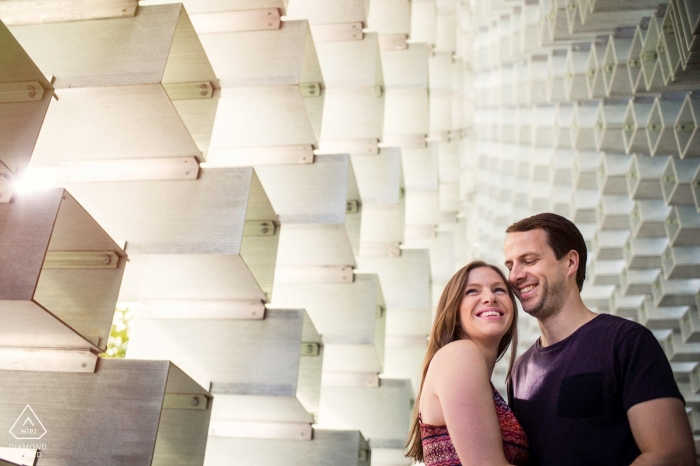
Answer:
[
  {"left": 351, "top": 149, "right": 402, "bottom": 204},
  {"left": 189, "top": 8, "right": 281, "bottom": 33},
  {"left": 287, "top": 0, "right": 367, "bottom": 25},
  {"left": 208, "top": 87, "right": 318, "bottom": 161},
  {"left": 315, "top": 33, "right": 382, "bottom": 88},
  {"left": 367, "top": 0, "right": 411, "bottom": 35},
  {"left": 276, "top": 223, "right": 356, "bottom": 267},
  {"left": 196, "top": 20, "right": 319, "bottom": 87},
  {"left": 256, "top": 154, "right": 350, "bottom": 224},
  {"left": 0, "top": 0, "right": 137, "bottom": 25},
  {"left": 380, "top": 44, "right": 429, "bottom": 89},
  {"left": 0, "top": 21, "right": 53, "bottom": 175},
  {"left": 204, "top": 429, "right": 370, "bottom": 466},
  {"left": 140, "top": 0, "right": 286, "bottom": 15},
  {"left": 317, "top": 379, "right": 413, "bottom": 448},
  {"left": 320, "top": 88, "right": 384, "bottom": 141}
]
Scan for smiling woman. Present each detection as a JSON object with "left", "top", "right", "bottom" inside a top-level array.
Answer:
[{"left": 405, "top": 261, "right": 529, "bottom": 466}]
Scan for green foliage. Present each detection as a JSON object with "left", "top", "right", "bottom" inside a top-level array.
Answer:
[{"left": 101, "top": 306, "right": 134, "bottom": 358}]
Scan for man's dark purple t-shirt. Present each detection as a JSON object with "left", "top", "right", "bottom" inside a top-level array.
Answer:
[{"left": 510, "top": 313, "right": 683, "bottom": 465}]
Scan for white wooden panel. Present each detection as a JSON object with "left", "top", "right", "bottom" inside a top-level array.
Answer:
[
  {"left": 320, "top": 88, "right": 384, "bottom": 141},
  {"left": 204, "top": 429, "right": 370, "bottom": 466},
  {"left": 30, "top": 84, "right": 201, "bottom": 164},
  {"left": 358, "top": 249, "right": 431, "bottom": 309},
  {"left": 287, "top": 0, "right": 367, "bottom": 25},
  {"left": 384, "top": 89, "right": 430, "bottom": 137},
  {"left": 9, "top": 4, "right": 181, "bottom": 88},
  {"left": 410, "top": 1, "right": 436, "bottom": 44},
  {"left": 0, "top": 21, "right": 53, "bottom": 175},
  {"left": 314, "top": 33, "right": 381, "bottom": 88},
  {"left": 255, "top": 154, "right": 350, "bottom": 224},
  {"left": 196, "top": 20, "right": 311, "bottom": 87},
  {"left": 208, "top": 86, "right": 318, "bottom": 156},
  {"left": 64, "top": 169, "right": 255, "bottom": 253},
  {"left": 318, "top": 379, "right": 413, "bottom": 448},
  {"left": 119, "top": 254, "right": 268, "bottom": 302},
  {"left": 401, "top": 144, "right": 439, "bottom": 190},
  {"left": 380, "top": 44, "right": 429, "bottom": 89},
  {"left": 273, "top": 274, "right": 383, "bottom": 348},
  {"left": 128, "top": 309, "right": 317, "bottom": 407},
  {"left": 351, "top": 149, "right": 402, "bottom": 204},
  {"left": 141, "top": 0, "right": 286, "bottom": 15},
  {"left": 367, "top": 0, "right": 411, "bottom": 35},
  {"left": 276, "top": 223, "right": 356, "bottom": 267},
  {"left": 360, "top": 203, "right": 405, "bottom": 246}
]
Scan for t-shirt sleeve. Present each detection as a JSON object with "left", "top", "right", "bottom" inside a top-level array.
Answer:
[{"left": 617, "top": 326, "right": 684, "bottom": 412}]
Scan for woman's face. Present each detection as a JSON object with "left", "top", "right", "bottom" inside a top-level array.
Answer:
[{"left": 458, "top": 267, "right": 514, "bottom": 344}]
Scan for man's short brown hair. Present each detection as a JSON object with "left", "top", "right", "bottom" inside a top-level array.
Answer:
[{"left": 506, "top": 213, "right": 587, "bottom": 291}]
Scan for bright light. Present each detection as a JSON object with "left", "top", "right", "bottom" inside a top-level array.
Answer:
[{"left": 13, "top": 166, "right": 61, "bottom": 194}]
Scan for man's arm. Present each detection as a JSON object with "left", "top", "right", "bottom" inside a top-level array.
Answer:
[{"left": 628, "top": 397, "right": 696, "bottom": 466}]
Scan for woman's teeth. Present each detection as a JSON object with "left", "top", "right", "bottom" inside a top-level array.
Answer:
[{"left": 480, "top": 311, "right": 502, "bottom": 317}]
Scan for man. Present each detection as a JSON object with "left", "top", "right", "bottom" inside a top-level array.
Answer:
[{"left": 504, "top": 212, "right": 695, "bottom": 465}]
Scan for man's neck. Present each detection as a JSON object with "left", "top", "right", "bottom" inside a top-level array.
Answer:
[{"left": 538, "top": 297, "right": 597, "bottom": 347}]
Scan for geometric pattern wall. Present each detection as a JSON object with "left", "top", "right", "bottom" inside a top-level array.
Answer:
[{"left": 0, "top": 0, "right": 698, "bottom": 464}]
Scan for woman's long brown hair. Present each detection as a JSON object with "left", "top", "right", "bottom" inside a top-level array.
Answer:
[{"left": 405, "top": 261, "right": 519, "bottom": 463}]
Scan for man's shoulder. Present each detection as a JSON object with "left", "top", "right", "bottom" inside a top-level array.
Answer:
[{"left": 587, "top": 313, "right": 651, "bottom": 339}]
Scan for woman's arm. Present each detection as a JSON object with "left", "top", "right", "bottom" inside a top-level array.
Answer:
[{"left": 427, "top": 340, "right": 513, "bottom": 466}]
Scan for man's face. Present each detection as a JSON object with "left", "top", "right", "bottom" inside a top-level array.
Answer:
[{"left": 504, "top": 229, "right": 569, "bottom": 321}]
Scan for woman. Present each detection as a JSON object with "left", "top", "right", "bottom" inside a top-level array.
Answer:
[{"left": 406, "top": 261, "right": 529, "bottom": 465}]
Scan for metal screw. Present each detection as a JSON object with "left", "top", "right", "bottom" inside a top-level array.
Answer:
[
  {"left": 262, "top": 228, "right": 269, "bottom": 234},
  {"left": 27, "top": 85, "right": 36, "bottom": 98},
  {"left": 191, "top": 396, "right": 200, "bottom": 406},
  {"left": 81, "top": 362, "right": 88, "bottom": 368}
]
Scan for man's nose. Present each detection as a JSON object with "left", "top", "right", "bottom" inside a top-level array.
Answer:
[{"left": 509, "top": 263, "right": 525, "bottom": 283}]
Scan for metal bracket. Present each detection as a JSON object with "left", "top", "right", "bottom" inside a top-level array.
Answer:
[
  {"left": 346, "top": 199, "right": 361, "bottom": 214},
  {"left": 43, "top": 251, "right": 119, "bottom": 269},
  {"left": 299, "top": 82, "right": 322, "bottom": 98},
  {"left": 0, "top": 348, "right": 97, "bottom": 373},
  {"left": 163, "top": 81, "right": 214, "bottom": 100},
  {"left": 275, "top": 266, "right": 355, "bottom": 284},
  {"left": 358, "top": 449, "right": 371, "bottom": 462},
  {"left": 139, "top": 300, "right": 266, "bottom": 320},
  {"left": 163, "top": 394, "right": 209, "bottom": 411},
  {"left": 40, "top": 156, "right": 199, "bottom": 183},
  {"left": 378, "top": 34, "right": 407, "bottom": 50},
  {"left": 189, "top": 8, "right": 280, "bottom": 34},
  {"left": 0, "top": 81, "right": 44, "bottom": 103},
  {"left": 380, "top": 134, "right": 427, "bottom": 149},
  {"left": 0, "top": 170, "right": 14, "bottom": 204},
  {"left": 204, "top": 145, "right": 314, "bottom": 167},
  {"left": 317, "top": 138, "right": 378, "bottom": 155},
  {"left": 209, "top": 420, "right": 312, "bottom": 441},
  {"left": 244, "top": 220, "right": 278, "bottom": 237},
  {"left": 360, "top": 241, "right": 402, "bottom": 258},
  {"left": 300, "top": 342, "right": 321, "bottom": 357},
  {"left": 376, "top": 305, "right": 385, "bottom": 319},
  {"left": 312, "top": 22, "right": 364, "bottom": 42}
]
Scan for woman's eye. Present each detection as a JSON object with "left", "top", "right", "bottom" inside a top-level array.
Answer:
[
  {"left": 495, "top": 287, "right": 507, "bottom": 293},
  {"left": 465, "top": 289, "right": 477, "bottom": 295}
]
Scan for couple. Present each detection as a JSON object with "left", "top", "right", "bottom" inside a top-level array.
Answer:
[{"left": 406, "top": 213, "right": 696, "bottom": 465}]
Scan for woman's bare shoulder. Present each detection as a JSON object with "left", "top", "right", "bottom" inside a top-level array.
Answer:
[{"left": 431, "top": 340, "right": 488, "bottom": 373}]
